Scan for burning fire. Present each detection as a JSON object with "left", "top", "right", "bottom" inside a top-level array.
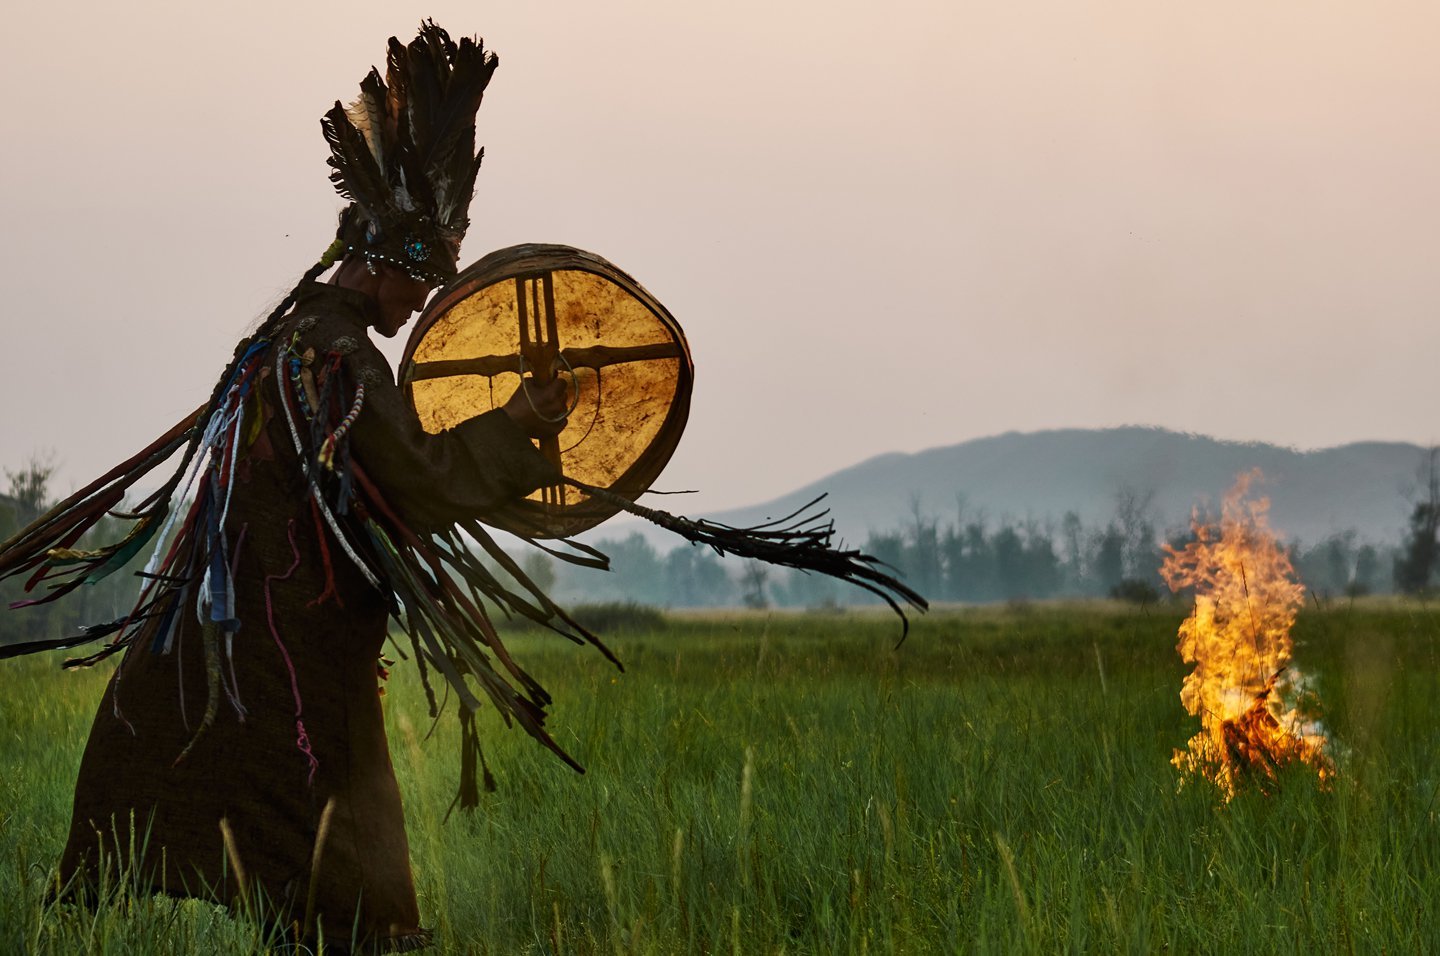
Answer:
[{"left": 1160, "top": 471, "right": 1334, "bottom": 799}]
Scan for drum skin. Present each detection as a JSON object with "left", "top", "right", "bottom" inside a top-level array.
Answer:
[{"left": 400, "top": 244, "right": 693, "bottom": 539}]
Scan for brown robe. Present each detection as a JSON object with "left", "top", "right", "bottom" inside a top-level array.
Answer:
[{"left": 58, "top": 283, "right": 554, "bottom": 951}]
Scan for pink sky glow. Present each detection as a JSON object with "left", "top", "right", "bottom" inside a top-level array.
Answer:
[{"left": 3, "top": 1, "right": 1439, "bottom": 515}]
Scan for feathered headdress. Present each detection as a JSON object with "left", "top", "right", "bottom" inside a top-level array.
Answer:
[{"left": 322, "top": 20, "right": 499, "bottom": 284}]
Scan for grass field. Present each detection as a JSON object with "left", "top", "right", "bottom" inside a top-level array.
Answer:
[{"left": 2, "top": 601, "right": 1438, "bottom": 953}]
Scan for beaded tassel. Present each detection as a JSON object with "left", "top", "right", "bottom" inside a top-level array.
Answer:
[{"left": 319, "top": 383, "right": 365, "bottom": 469}]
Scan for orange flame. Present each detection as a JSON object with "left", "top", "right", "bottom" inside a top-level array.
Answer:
[{"left": 1160, "top": 470, "right": 1334, "bottom": 799}]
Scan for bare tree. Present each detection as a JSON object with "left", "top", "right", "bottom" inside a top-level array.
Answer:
[
  {"left": 5, "top": 451, "right": 57, "bottom": 525},
  {"left": 520, "top": 551, "right": 556, "bottom": 595},
  {"left": 740, "top": 562, "right": 770, "bottom": 610},
  {"left": 905, "top": 493, "right": 940, "bottom": 599},
  {"left": 1395, "top": 447, "right": 1440, "bottom": 594},
  {"left": 1113, "top": 484, "right": 1157, "bottom": 581}
]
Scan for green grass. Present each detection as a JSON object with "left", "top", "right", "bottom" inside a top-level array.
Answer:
[{"left": 2, "top": 601, "right": 1438, "bottom": 953}]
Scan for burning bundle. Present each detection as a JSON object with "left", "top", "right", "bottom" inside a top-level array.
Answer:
[{"left": 1160, "top": 471, "right": 1334, "bottom": 800}]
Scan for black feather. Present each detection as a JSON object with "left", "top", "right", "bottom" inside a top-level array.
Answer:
[
  {"left": 321, "top": 102, "right": 396, "bottom": 222},
  {"left": 322, "top": 21, "right": 496, "bottom": 260}
]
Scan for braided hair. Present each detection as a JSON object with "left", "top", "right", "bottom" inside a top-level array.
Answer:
[{"left": 181, "top": 208, "right": 358, "bottom": 469}]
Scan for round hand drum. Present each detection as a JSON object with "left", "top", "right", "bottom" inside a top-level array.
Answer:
[{"left": 400, "top": 244, "right": 693, "bottom": 538}]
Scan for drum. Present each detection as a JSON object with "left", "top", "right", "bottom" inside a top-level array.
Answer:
[{"left": 400, "top": 244, "right": 693, "bottom": 538}]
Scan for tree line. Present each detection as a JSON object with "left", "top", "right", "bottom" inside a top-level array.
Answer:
[
  {"left": 0, "top": 456, "right": 142, "bottom": 646},
  {"left": 540, "top": 492, "right": 1398, "bottom": 610},
  {"left": 8, "top": 455, "right": 1440, "bottom": 645}
]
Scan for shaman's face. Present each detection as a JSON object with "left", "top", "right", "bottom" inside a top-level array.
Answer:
[{"left": 372, "top": 270, "right": 432, "bottom": 338}]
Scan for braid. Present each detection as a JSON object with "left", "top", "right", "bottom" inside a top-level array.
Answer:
[
  {"left": 258, "top": 256, "right": 332, "bottom": 339},
  {"left": 186, "top": 206, "right": 358, "bottom": 459},
  {"left": 185, "top": 256, "right": 335, "bottom": 462}
]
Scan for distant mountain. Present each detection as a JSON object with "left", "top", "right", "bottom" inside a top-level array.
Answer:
[{"left": 687, "top": 428, "right": 1429, "bottom": 547}]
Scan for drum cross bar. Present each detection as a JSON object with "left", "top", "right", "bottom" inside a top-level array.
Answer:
[{"left": 515, "top": 271, "right": 566, "bottom": 509}]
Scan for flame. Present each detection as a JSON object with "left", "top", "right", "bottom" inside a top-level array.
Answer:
[{"left": 1160, "top": 470, "right": 1334, "bottom": 799}]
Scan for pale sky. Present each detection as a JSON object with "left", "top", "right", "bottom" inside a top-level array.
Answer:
[{"left": 3, "top": 1, "right": 1439, "bottom": 515}]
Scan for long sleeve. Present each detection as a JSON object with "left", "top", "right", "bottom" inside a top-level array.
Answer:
[{"left": 289, "top": 290, "right": 560, "bottom": 531}]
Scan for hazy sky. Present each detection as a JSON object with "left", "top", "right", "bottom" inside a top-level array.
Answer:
[{"left": 3, "top": 1, "right": 1439, "bottom": 515}]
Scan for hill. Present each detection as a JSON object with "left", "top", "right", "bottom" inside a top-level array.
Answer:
[{"left": 676, "top": 427, "right": 1428, "bottom": 547}]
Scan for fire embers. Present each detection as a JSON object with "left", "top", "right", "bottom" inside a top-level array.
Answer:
[{"left": 1161, "top": 471, "right": 1335, "bottom": 800}]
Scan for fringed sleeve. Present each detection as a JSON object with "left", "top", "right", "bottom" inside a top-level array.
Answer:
[{"left": 293, "top": 311, "right": 558, "bottom": 530}]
